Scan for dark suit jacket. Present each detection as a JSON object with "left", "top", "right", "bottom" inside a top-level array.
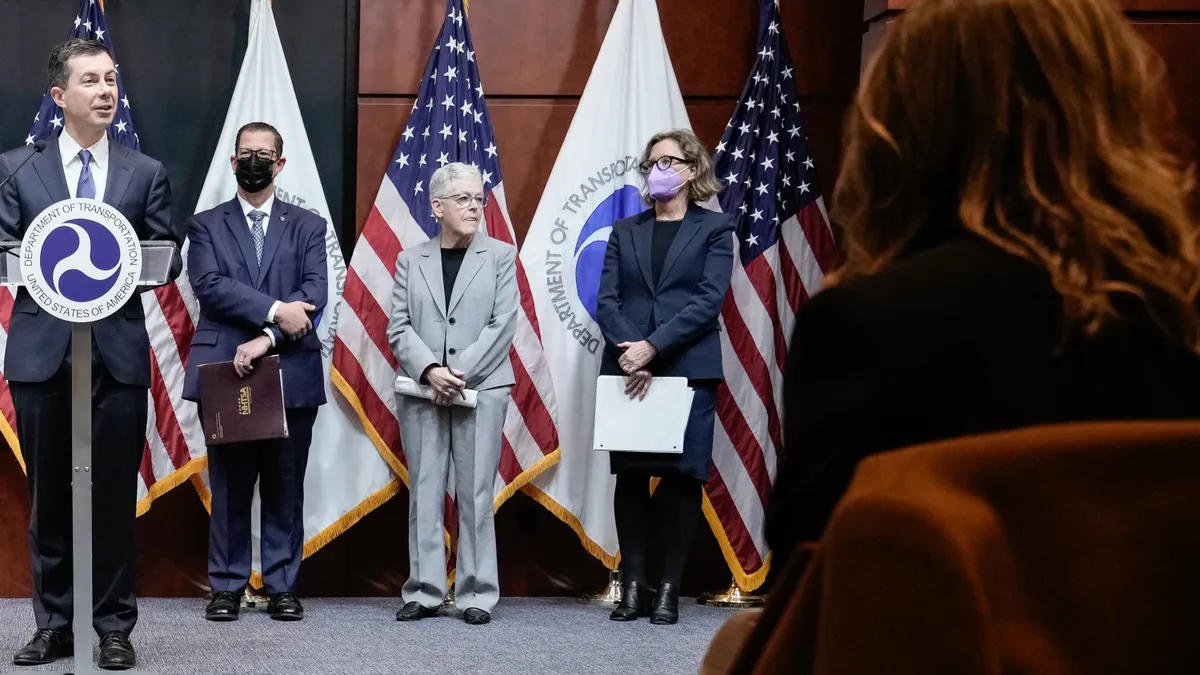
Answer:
[
  {"left": 181, "top": 197, "right": 328, "bottom": 409},
  {"left": 596, "top": 205, "right": 735, "bottom": 379},
  {"left": 767, "top": 235, "right": 1200, "bottom": 568},
  {"left": 0, "top": 135, "right": 181, "bottom": 386}
]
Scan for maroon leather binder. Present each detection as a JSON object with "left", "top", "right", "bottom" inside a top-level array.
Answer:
[{"left": 197, "top": 355, "right": 288, "bottom": 445}]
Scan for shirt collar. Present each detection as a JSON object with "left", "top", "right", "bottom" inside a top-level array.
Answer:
[
  {"left": 59, "top": 129, "right": 110, "bottom": 170},
  {"left": 237, "top": 193, "right": 275, "bottom": 222}
]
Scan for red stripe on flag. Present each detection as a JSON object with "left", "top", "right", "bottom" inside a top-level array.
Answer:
[
  {"left": 497, "top": 436, "right": 521, "bottom": 486},
  {"left": 139, "top": 439, "right": 157, "bottom": 488},
  {"left": 705, "top": 467, "right": 764, "bottom": 570},
  {"left": 344, "top": 268, "right": 400, "bottom": 370},
  {"left": 0, "top": 288, "right": 13, "bottom": 332},
  {"left": 148, "top": 354, "right": 191, "bottom": 469},
  {"left": 714, "top": 384, "right": 773, "bottom": 509},
  {"left": 514, "top": 262, "right": 544, "bottom": 340},
  {"left": 720, "top": 293, "right": 783, "bottom": 454},
  {"left": 795, "top": 200, "right": 837, "bottom": 275},
  {"left": 363, "top": 206, "right": 403, "bottom": 277},
  {"left": 154, "top": 284, "right": 197, "bottom": 364},
  {"left": 507, "top": 345, "right": 558, "bottom": 454},
  {"left": 482, "top": 196, "right": 545, "bottom": 341},
  {"left": 483, "top": 197, "right": 513, "bottom": 245},
  {"left": 332, "top": 338, "right": 404, "bottom": 466},
  {"left": 0, "top": 377, "right": 17, "bottom": 434},
  {"left": 776, "top": 235, "right": 810, "bottom": 316},
  {"left": 742, "top": 257, "right": 789, "bottom": 374}
]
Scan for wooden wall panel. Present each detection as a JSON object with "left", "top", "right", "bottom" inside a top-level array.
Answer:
[{"left": 360, "top": 0, "right": 863, "bottom": 99}]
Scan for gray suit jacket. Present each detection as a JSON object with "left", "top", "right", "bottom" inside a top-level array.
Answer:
[{"left": 386, "top": 230, "right": 518, "bottom": 391}]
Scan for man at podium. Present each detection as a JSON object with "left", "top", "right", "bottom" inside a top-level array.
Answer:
[{"left": 0, "top": 39, "right": 182, "bottom": 670}]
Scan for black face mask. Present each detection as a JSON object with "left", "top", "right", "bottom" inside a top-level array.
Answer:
[{"left": 235, "top": 155, "right": 276, "bottom": 193}]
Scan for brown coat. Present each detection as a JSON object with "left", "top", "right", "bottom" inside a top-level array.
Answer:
[{"left": 707, "top": 421, "right": 1200, "bottom": 675}]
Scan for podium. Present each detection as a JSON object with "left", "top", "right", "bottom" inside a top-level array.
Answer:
[{"left": 0, "top": 197, "right": 179, "bottom": 675}]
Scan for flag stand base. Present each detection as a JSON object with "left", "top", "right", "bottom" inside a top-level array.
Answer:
[
  {"left": 241, "top": 588, "right": 269, "bottom": 609},
  {"left": 699, "top": 580, "right": 766, "bottom": 608},
  {"left": 579, "top": 568, "right": 623, "bottom": 604},
  {"left": 442, "top": 588, "right": 456, "bottom": 612}
]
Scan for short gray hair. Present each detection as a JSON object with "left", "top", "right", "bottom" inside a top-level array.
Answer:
[{"left": 429, "top": 162, "right": 483, "bottom": 201}]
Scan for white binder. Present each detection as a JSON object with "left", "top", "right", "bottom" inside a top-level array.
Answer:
[{"left": 592, "top": 375, "right": 693, "bottom": 453}]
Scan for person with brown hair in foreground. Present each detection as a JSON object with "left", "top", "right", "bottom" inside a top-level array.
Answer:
[{"left": 767, "top": 0, "right": 1200, "bottom": 573}]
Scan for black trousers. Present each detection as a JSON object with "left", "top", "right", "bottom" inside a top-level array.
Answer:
[
  {"left": 10, "top": 347, "right": 146, "bottom": 636},
  {"left": 206, "top": 406, "right": 317, "bottom": 596}
]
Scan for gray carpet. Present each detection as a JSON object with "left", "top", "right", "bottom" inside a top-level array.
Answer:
[{"left": 0, "top": 597, "right": 740, "bottom": 674}]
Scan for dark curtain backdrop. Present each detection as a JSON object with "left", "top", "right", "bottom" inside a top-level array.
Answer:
[{"left": 0, "top": 0, "right": 352, "bottom": 237}]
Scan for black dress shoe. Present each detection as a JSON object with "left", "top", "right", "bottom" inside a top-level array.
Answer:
[
  {"left": 462, "top": 608, "right": 490, "bottom": 625},
  {"left": 205, "top": 591, "right": 241, "bottom": 621},
  {"left": 649, "top": 581, "right": 680, "bottom": 625},
  {"left": 98, "top": 631, "right": 136, "bottom": 671},
  {"left": 609, "top": 580, "right": 653, "bottom": 621},
  {"left": 13, "top": 629, "right": 70, "bottom": 666},
  {"left": 396, "top": 601, "right": 440, "bottom": 622},
  {"left": 267, "top": 592, "right": 304, "bottom": 621}
]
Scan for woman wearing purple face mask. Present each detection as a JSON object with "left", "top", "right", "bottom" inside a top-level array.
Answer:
[{"left": 595, "top": 128, "right": 735, "bottom": 625}]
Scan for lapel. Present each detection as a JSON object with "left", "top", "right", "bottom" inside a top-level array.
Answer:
[
  {"left": 256, "top": 198, "right": 288, "bottom": 287},
  {"left": 103, "top": 141, "right": 134, "bottom": 208},
  {"left": 631, "top": 209, "right": 656, "bottom": 292},
  {"left": 222, "top": 198, "right": 260, "bottom": 280},
  {"left": 657, "top": 207, "right": 705, "bottom": 290},
  {"left": 446, "top": 230, "right": 488, "bottom": 317},
  {"left": 31, "top": 135, "right": 70, "bottom": 203},
  {"left": 418, "top": 237, "right": 448, "bottom": 319}
]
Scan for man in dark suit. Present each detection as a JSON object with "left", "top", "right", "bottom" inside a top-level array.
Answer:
[
  {"left": 0, "top": 39, "right": 182, "bottom": 670},
  {"left": 181, "top": 122, "right": 327, "bottom": 623}
]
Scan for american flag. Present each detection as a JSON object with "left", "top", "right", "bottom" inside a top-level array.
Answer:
[
  {"left": 2, "top": 0, "right": 207, "bottom": 513},
  {"left": 332, "top": 0, "right": 561, "bottom": 546},
  {"left": 705, "top": 0, "right": 838, "bottom": 590}
]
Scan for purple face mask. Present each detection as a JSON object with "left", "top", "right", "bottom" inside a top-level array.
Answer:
[{"left": 647, "top": 164, "right": 688, "bottom": 201}]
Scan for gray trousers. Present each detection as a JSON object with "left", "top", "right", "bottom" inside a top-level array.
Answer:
[{"left": 397, "top": 386, "right": 510, "bottom": 612}]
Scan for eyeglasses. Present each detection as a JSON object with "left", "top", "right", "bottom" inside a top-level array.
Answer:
[
  {"left": 638, "top": 155, "right": 693, "bottom": 175},
  {"left": 236, "top": 149, "right": 278, "bottom": 163},
  {"left": 437, "top": 192, "right": 489, "bottom": 209}
]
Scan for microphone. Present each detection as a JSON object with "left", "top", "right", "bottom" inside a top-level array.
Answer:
[{"left": 0, "top": 141, "right": 45, "bottom": 194}]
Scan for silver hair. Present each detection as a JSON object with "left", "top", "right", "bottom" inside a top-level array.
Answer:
[{"left": 429, "top": 162, "right": 483, "bottom": 201}]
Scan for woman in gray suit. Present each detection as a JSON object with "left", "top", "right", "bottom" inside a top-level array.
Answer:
[
  {"left": 596, "top": 129, "right": 735, "bottom": 625},
  {"left": 386, "top": 162, "right": 519, "bottom": 626}
]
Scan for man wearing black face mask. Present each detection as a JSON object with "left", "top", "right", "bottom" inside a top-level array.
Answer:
[{"left": 181, "top": 122, "right": 328, "bottom": 622}]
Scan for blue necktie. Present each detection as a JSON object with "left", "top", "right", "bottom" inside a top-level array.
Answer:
[
  {"left": 77, "top": 149, "right": 95, "bottom": 199},
  {"left": 248, "top": 211, "right": 266, "bottom": 263}
]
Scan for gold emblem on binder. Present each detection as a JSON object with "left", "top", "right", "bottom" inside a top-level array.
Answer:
[{"left": 237, "top": 385, "right": 252, "bottom": 416}]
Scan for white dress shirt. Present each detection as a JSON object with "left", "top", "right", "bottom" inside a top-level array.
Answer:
[
  {"left": 59, "top": 131, "right": 109, "bottom": 201},
  {"left": 235, "top": 193, "right": 283, "bottom": 345}
]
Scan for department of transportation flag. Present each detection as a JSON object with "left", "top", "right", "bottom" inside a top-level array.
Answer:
[
  {"left": 190, "top": 0, "right": 397, "bottom": 584},
  {"left": 1, "top": 0, "right": 207, "bottom": 513},
  {"left": 519, "top": 0, "right": 696, "bottom": 566},
  {"left": 706, "top": 0, "right": 838, "bottom": 589},
  {"left": 331, "top": 0, "right": 561, "bottom": 552}
]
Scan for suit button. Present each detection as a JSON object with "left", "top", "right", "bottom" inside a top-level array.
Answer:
[
  {"left": 448, "top": 348, "right": 457, "bottom": 355},
  {"left": 449, "top": 317, "right": 457, "bottom": 325}
]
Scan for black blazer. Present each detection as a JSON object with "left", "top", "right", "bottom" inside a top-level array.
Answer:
[
  {"left": 0, "top": 135, "right": 181, "bottom": 387},
  {"left": 767, "top": 236, "right": 1200, "bottom": 568},
  {"left": 595, "top": 205, "right": 735, "bottom": 379}
]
